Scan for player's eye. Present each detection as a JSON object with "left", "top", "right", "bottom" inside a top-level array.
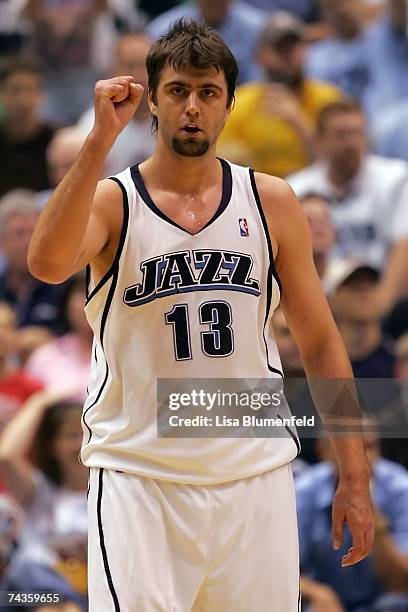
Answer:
[
  {"left": 170, "top": 87, "right": 186, "bottom": 96},
  {"left": 202, "top": 89, "right": 216, "bottom": 98}
]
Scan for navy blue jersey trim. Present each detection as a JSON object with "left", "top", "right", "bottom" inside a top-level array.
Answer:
[
  {"left": 249, "top": 169, "right": 283, "bottom": 378},
  {"left": 85, "top": 264, "right": 91, "bottom": 301},
  {"left": 82, "top": 178, "right": 128, "bottom": 443},
  {"left": 130, "top": 158, "right": 232, "bottom": 236},
  {"left": 97, "top": 469, "right": 120, "bottom": 612},
  {"left": 85, "top": 177, "right": 129, "bottom": 305},
  {"left": 249, "top": 169, "right": 282, "bottom": 294},
  {"left": 277, "top": 413, "right": 301, "bottom": 456},
  {"left": 297, "top": 572, "right": 301, "bottom": 611},
  {"left": 82, "top": 263, "right": 120, "bottom": 442}
]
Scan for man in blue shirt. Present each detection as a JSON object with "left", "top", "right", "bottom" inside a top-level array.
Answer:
[
  {"left": 306, "top": 0, "right": 408, "bottom": 122},
  {"left": 147, "top": 0, "right": 265, "bottom": 83},
  {"left": 296, "top": 431, "right": 408, "bottom": 611}
]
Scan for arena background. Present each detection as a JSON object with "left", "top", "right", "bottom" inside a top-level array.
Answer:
[{"left": 0, "top": 1, "right": 408, "bottom": 610}]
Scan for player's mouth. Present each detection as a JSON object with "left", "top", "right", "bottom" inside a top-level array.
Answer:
[{"left": 181, "top": 125, "right": 202, "bottom": 135}]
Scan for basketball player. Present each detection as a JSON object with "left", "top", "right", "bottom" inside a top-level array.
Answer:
[{"left": 28, "top": 19, "right": 374, "bottom": 612}]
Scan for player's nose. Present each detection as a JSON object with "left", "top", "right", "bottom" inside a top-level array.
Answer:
[{"left": 185, "top": 91, "right": 200, "bottom": 116}]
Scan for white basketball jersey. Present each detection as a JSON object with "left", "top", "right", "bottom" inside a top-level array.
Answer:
[{"left": 80, "top": 159, "right": 299, "bottom": 484}]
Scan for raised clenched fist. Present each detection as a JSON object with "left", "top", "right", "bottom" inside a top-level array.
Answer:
[{"left": 93, "top": 76, "right": 145, "bottom": 139}]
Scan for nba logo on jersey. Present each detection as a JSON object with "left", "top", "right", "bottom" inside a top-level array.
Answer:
[{"left": 239, "top": 218, "right": 249, "bottom": 237}]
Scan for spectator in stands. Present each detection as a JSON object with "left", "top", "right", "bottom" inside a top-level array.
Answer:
[
  {"left": 327, "top": 258, "right": 395, "bottom": 378},
  {"left": 37, "top": 127, "right": 87, "bottom": 207},
  {"left": 288, "top": 100, "right": 408, "bottom": 317},
  {"left": 20, "top": 0, "right": 108, "bottom": 124},
  {"left": 46, "top": 128, "right": 87, "bottom": 189},
  {"left": 306, "top": 0, "right": 408, "bottom": 120},
  {"left": 218, "top": 12, "right": 342, "bottom": 177},
  {"left": 300, "top": 192, "right": 335, "bottom": 279},
  {"left": 0, "top": 190, "right": 66, "bottom": 331},
  {"left": 296, "top": 427, "right": 408, "bottom": 611},
  {"left": 147, "top": 0, "right": 265, "bottom": 84},
  {"left": 0, "top": 57, "right": 55, "bottom": 197},
  {"left": 0, "top": 301, "right": 42, "bottom": 432},
  {"left": 25, "top": 275, "right": 91, "bottom": 403},
  {"left": 0, "top": 391, "right": 88, "bottom": 611},
  {"left": 0, "top": 493, "right": 82, "bottom": 612},
  {"left": 77, "top": 33, "right": 154, "bottom": 176}
]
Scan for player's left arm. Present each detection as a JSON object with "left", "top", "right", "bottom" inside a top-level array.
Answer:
[{"left": 255, "top": 172, "right": 375, "bottom": 566}]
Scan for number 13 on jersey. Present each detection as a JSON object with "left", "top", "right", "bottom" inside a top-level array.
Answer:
[{"left": 165, "top": 301, "right": 234, "bottom": 360}]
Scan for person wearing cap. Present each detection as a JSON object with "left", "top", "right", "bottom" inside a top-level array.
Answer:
[
  {"left": 326, "top": 258, "right": 395, "bottom": 378},
  {"left": 288, "top": 98, "right": 408, "bottom": 318},
  {"left": 218, "top": 11, "right": 342, "bottom": 178}
]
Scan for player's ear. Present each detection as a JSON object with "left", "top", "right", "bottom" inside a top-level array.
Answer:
[
  {"left": 148, "top": 88, "right": 158, "bottom": 117},
  {"left": 225, "top": 96, "right": 235, "bottom": 118}
]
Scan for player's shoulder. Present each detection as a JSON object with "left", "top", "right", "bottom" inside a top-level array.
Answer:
[
  {"left": 252, "top": 172, "right": 308, "bottom": 251},
  {"left": 92, "top": 173, "right": 128, "bottom": 236},
  {"left": 94, "top": 175, "right": 125, "bottom": 208},
  {"left": 253, "top": 172, "right": 300, "bottom": 216}
]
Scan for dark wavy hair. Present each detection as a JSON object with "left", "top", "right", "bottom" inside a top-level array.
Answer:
[
  {"left": 146, "top": 18, "right": 239, "bottom": 133},
  {"left": 29, "top": 402, "right": 82, "bottom": 486}
]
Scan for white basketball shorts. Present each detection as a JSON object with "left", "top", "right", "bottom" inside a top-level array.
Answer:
[{"left": 87, "top": 464, "right": 300, "bottom": 611}]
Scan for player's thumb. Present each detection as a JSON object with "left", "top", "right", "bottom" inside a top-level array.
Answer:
[
  {"left": 129, "top": 83, "right": 145, "bottom": 107},
  {"left": 332, "top": 507, "right": 344, "bottom": 550}
]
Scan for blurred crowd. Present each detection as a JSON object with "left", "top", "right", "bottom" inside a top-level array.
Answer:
[{"left": 0, "top": 1, "right": 408, "bottom": 611}]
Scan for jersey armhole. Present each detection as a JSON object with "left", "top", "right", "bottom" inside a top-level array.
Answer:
[
  {"left": 248, "top": 168, "right": 282, "bottom": 295},
  {"left": 85, "top": 176, "right": 130, "bottom": 305}
]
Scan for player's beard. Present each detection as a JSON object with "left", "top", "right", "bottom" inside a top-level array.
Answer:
[{"left": 171, "top": 135, "right": 210, "bottom": 157}]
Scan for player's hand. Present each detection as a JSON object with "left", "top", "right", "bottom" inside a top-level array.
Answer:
[
  {"left": 332, "top": 473, "right": 375, "bottom": 566},
  {"left": 93, "top": 76, "right": 144, "bottom": 138}
]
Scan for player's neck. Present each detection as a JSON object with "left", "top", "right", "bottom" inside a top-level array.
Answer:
[{"left": 145, "top": 143, "right": 220, "bottom": 196}]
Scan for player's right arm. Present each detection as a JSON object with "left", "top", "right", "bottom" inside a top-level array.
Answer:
[{"left": 28, "top": 77, "right": 144, "bottom": 284}]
